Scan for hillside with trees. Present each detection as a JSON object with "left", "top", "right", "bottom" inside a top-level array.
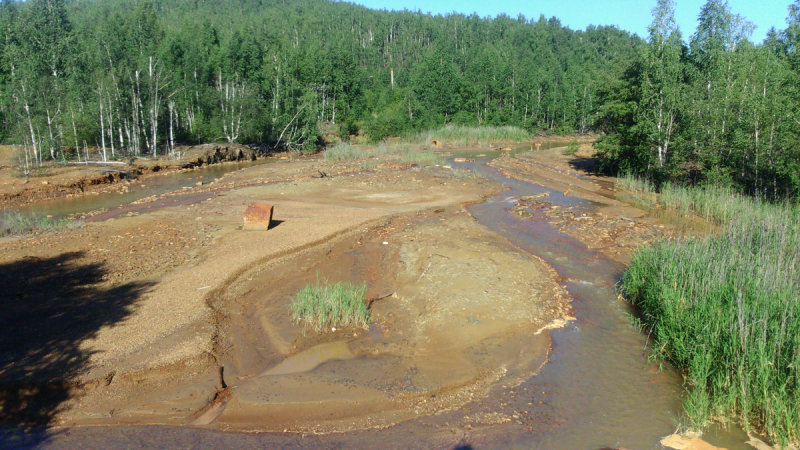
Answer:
[
  {"left": 2, "top": 0, "right": 799, "bottom": 198},
  {"left": 595, "top": 0, "right": 800, "bottom": 199},
  {"left": 0, "top": 0, "right": 637, "bottom": 159}
]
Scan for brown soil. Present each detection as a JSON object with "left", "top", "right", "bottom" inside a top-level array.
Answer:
[
  {"left": 3, "top": 140, "right": 724, "bottom": 446},
  {"left": 0, "top": 149, "right": 570, "bottom": 434}
]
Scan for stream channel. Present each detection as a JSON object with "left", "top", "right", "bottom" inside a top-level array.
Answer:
[{"left": 5, "top": 146, "right": 754, "bottom": 450}]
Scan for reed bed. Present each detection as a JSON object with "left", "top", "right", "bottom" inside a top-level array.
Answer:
[
  {"left": 290, "top": 280, "right": 369, "bottom": 332},
  {"left": 619, "top": 174, "right": 800, "bottom": 445}
]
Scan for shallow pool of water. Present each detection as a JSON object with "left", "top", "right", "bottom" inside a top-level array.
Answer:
[{"left": 7, "top": 159, "right": 271, "bottom": 220}]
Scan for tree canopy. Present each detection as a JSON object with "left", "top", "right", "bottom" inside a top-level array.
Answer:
[{"left": 2, "top": 0, "right": 799, "bottom": 198}]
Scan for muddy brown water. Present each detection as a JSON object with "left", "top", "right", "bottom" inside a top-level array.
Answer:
[
  {"left": 1, "top": 146, "right": 754, "bottom": 450},
  {"left": 6, "top": 159, "right": 273, "bottom": 220}
]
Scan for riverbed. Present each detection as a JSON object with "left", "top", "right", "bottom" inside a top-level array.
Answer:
[{"left": 0, "top": 143, "right": 755, "bottom": 450}]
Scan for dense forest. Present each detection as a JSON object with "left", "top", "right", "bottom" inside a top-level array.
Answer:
[
  {"left": 1, "top": 0, "right": 799, "bottom": 197},
  {"left": 0, "top": 0, "right": 638, "bottom": 156},
  {"left": 595, "top": 0, "right": 800, "bottom": 200}
]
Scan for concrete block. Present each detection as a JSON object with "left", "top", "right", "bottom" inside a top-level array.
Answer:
[{"left": 243, "top": 202, "right": 274, "bottom": 230}]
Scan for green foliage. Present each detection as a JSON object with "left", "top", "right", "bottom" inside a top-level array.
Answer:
[
  {"left": 621, "top": 179, "right": 800, "bottom": 444},
  {"left": 337, "top": 118, "right": 359, "bottom": 141},
  {"left": 596, "top": 0, "right": 800, "bottom": 199},
  {"left": 408, "top": 125, "right": 532, "bottom": 146},
  {"left": 563, "top": 139, "right": 580, "bottom": 155},
  {"left": 0, "top": 211, "right": 80, "bottom": 237},
  {"left": 0, "top": 0, "right": 641, "bottom": 164},
  {"left": 290, "top": 280, "right": 369, "bottom": 332}
]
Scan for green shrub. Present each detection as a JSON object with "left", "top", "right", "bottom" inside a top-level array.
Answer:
[
  {"left": 338, "top": 118, "right": 359, "bottom": 141},
  {"left": 563, "top": 139, "right": 580, "bottom": 155}
]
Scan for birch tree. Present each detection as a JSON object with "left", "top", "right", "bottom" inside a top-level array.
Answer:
[{"left": 640, "top": 0, "right": 683, "bottom": 169}]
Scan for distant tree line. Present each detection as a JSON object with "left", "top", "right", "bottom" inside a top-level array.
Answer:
[
  {"left": 595, "top": 0, "right": 800, "bottom": 199},
  {"left": 0, "top": 0, "right": 638, "bottom": 163},
  {"left": 2, "top": 0, "right": 799, "bottom": 198}
]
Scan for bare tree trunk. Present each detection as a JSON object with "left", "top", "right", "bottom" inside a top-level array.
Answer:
[
  {"left": 70, "top": 107, "right": 81, "bottom": 163},
  {"left": 168, "top": 100, "right": 175, "bottom": 158},
  {"left": 99, "top": 89, "right": 107, "bottom": 162},
  {"left": 106, "top": 91, "right": 115, "bottom": 158},
  {"left": 148, "top": 57, "right": 162, "bottom": 157},
  {"left": 46, "top": 108, "right": 56, "bottom": 161},
  {"left": 21, "top": 82, "right": 40, "bottom": 167}
]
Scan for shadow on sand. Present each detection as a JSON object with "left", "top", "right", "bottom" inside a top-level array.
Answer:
[{"left": 0, "top": 251, "right": 152, "bottom": 448}]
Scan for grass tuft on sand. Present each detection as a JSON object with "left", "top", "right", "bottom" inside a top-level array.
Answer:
[
  {"left": 290, "top": 280, "right": 369, "bottom": 332},
  {"left": 0, "top": 211, "right": 80, "bottom": 237},
  {"left": 619, "top": 174, "right": 800, "bottom": 445}
]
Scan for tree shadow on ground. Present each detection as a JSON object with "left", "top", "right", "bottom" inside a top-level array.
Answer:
[
  {"left": 567, "top": 155, "right": 600, "bottom": 174},
  {"left": 0, "top": 252, "right": 152, "bottom": 440}
]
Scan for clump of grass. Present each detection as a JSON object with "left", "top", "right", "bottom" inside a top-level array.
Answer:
[
  {"left": 407, "top": 125, "right": 532, "bottom": 146},
  {"left": 615, "top": 174, "right": 659, "bottom": 208},
  {"left": 615, "top": 173, "right": 656, "bottom": 195},
  {"left": 562, "top": 139, "right": 580, "bottom": 156},
  {"left": 325, "top": 142, "right": 367, "bottom": 161},
  {"left": 0, "top": 211, "right": 80, "bottom": 237},
  {"left": 360, "top": 160, "right": 377, "bottom": 171},
  {"left": 616, "top": 174, "right": 768, "bottom": 225},
  {"left": 290, "top": 280, "right": 369, "bottom": 332},
  {"left": 374, "top": 142, "right": 413, "bottom": 156},
  {"left": 401, "top": 151, "right": 444, "bottom": 166},
  {"left": 325, "top": 141, "right": 442, "bottom": 166},
  {"left": 621, "top": 183, "right": 800, "bottom": 445}
]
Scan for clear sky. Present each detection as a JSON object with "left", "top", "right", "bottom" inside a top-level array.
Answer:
[{"left": 350, "top": 0, "right": 794, "bottom": 44}]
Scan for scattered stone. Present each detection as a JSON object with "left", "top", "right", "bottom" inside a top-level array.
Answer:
[
  {"left": 430, "top": 139, "right": 443, "bottom": 148},
  {"left": 243, "top": 202, "right": 274, "bottom": 230},
  {"left": 661, "top": 434, "right": 723, "bottom": 450}
]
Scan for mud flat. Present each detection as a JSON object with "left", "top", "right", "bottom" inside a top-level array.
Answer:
[
  {"left": 1, "top": 144, "right": 757, "bottom": 450},
  {"left": 211, "top": 211, "right": 569, "bottom": 433},
  {"left": 0, "top": 152, "right": 569, "bottom": 437}
]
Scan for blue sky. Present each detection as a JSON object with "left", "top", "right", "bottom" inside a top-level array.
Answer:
[{"left": 351, "top": 0, "right": 793, "bottom": 43}]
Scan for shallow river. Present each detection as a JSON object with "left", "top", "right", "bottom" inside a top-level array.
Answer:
[
  {"left": 3, "top": 147, "right": 753, "bottom": 450},
  {"left": 8, "top": 159, "right": 272, "bottom": 220}
]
